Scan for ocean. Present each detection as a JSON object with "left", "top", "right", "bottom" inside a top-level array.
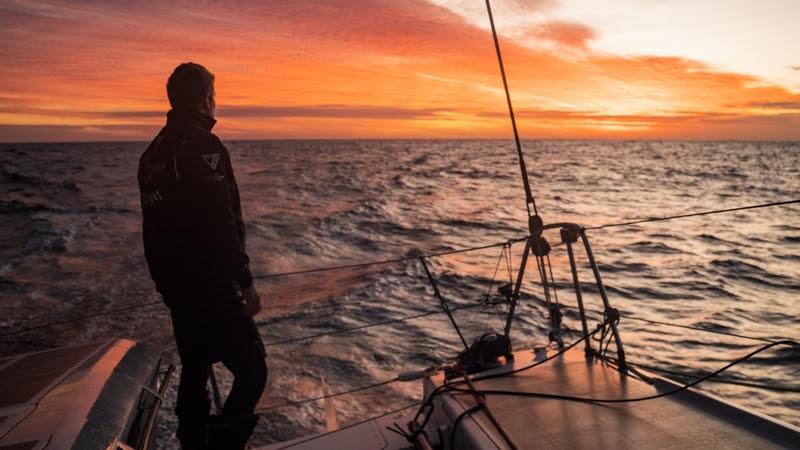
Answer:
[{"left": 1, "top": 139, "right": 798, "bottom": 447}]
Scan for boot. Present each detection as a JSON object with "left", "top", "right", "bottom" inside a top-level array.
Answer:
[
  {"left": 207, "top": 413, "right": 259, "bottom": 450},
  {"left": 176, "top": 396, "right": 211, "bottom": 449}
]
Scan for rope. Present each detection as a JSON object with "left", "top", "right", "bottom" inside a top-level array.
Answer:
[
  {"left": 406, "top": 321, "right": 612, "bottom": 439},
  {"left": 484, "top": 243, "right": 511, "bottom": 328},
  {"left": 262, "top": 302, "right": 487, "bottom": 347},
  {"left": 0, "top": 300, "right": 163, "bottom": 338},
  {"left": 420, "top": 256, "right": 470, "bottom": 351},
  {"left": 256, "top": 377, "right": 401, "bottom": 413},
  {"left": 629, "top": 361, "right": 800, "bottom": 393},
  {"left": 623, "top": 314, "right": 780, "bottom": 343},
  {"left": 1, "top": 237, "right": 526, "bottom": 338},
  {"left": 531, "top": 299, "right": 786, "bottom": 345},
  {"left": 252, "top": 236, "right": 528, "bottom": 280},
  {"left": 461, "top": 368, "right": 518, "bottom": 450},
  {"left": 449, "top": 404, "right": 485, "bottom": 450},
  {"left": 8, "top": 199, "right": 795, "bottom": 339},
  {"left": 586, "top": 198, "right": 800, "bottom": 230},
  {"left": 444, "top": 340, "right": 799, "bottom": 404}
]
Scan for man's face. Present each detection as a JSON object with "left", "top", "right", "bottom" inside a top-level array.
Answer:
[{"left": 205, "top": 85, "right": 216, "bottom": 118}]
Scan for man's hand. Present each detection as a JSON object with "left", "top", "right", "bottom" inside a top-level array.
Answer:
[{"left": 242, "top": 285, "right": 261, "bottom": 317}]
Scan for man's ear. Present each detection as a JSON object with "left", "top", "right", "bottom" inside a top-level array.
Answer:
[{"left": 203, "top": 91, "right": 216, "bottom": 117}]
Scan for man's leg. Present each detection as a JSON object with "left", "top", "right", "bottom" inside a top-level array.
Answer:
[
  {"left": 175, "top": 361, "right": 212, "bottom": 448},
  {"left": 172, "top": 312, "right": 214, "bottom": 449},
  {"left": 209, "top": 314, "right": 267, "bottom": 449}
]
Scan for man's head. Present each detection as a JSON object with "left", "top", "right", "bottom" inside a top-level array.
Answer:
[{"left": 167, "top": 62, "right": 215, "bottom": 117}]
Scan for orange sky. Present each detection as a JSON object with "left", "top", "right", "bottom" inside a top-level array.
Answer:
[{"left": 1, "top": 0, "right": 799, "bottom": 142}]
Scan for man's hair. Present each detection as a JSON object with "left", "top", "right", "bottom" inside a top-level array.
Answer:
[{"left": 166, "top": 62, "right": 214, "bottom": 111}]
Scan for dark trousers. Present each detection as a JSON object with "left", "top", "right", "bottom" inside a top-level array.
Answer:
[{"left": 170, "top": 299, "right": 267, "bottom": 449}]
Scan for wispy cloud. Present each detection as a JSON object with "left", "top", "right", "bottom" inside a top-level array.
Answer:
[
  {"left": 749, "top": 101, "right": 800, "bottom": 110},
  {"left": 523, "top": 20, "right": 596, "bottom": 51}
]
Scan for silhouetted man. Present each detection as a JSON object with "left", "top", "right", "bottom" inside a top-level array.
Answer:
[{"left": 138, "top": 62, "right": 267, "bottom": 449}]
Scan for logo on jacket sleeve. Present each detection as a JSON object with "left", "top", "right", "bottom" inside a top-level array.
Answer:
[{"left": 201, "top": 153, "right": 220, "bottom": 170}]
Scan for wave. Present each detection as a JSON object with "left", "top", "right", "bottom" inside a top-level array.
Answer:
[
  {"left": 2, "top": 165, "right": 81, "bottom": 192},
  {"left": 2, "top": 140, "right": 799, "bottom": 433},
  {"left": 438, "top": 218, "right": 520, "bottom": 233},
  {"left": 0, "top": 201, "right": 136, "bottom": 215},
  {"left": 626, "top": 240, "right": 682, "bottom": 254}
]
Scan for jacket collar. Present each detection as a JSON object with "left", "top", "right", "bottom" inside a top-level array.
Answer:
[{"left": 166, "top": 109, "right": 217, "bottom": 132}]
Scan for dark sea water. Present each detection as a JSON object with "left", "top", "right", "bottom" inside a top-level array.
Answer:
[{"left": 1, "top": 140, "right": 798, "bottom": 447}]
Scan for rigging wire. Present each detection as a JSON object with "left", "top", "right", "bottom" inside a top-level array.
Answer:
[
  {"left": 586, "top": 198, "right": 800, "bottom": 230},
  {"left": 0, "top": 300, "right": 163, "bottom": 338},
  {"left": 628, "top": 361, "right": 800, "bottom": 394},
  {"left": 251, "top": 236, "right": 528, "bottom": 280},
  {"left": 484, "top": 243, "right": 512, "bottom": 329},
  {"left": 622, "top": 314, "right": 782, "bottom": 344},
  {"left": 262, "top": 301, "right": 488, "bottom": 348},
  {"left": 0, "top": 237, "right": 525, "bottom": 338},
  {"left": 5, "top": 197, "right": 796, "bottom": 338},
  {"left": 442, "top": 340, "right": 799, "bottom": 404},
  {"left": 255, "top": 377, "right": 401, "bottom": 413},
  {"left": 527, "top": 297, "right": 790, "bottom": 345},
  {"left": 420, "top": 257, "right": 471, "bottom": 351},
  {"left": 400, "top": 322, "right": 612, "bottom": 445}
]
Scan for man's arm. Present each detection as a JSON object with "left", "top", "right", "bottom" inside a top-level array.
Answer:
[{"left": 178, "top": 135, "right": 255, "bottom": 293}]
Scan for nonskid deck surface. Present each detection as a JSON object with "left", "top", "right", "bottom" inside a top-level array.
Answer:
[
  {"left": 429, "top": 347, "right": 798, "bottom": 449},
  {"left": 259, "top": 346, "right": 798, "bottom": 449}
]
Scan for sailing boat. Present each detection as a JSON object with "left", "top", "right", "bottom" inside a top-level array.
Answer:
[
  {"left": 252, "top": 1, "right": 800, "bottom": 449},
  {"left": 0, "top": 1, "right": 797, "bottom": 449}
]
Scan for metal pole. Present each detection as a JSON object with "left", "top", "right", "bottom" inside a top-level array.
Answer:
[
  {"left": 579, "top": 230, "right": 627, "bottom": 371},
  {"left": 503, "top": 237, "right": 532, "bottom": 337},
  {"left": 419, "top": 257, "right": 470, "bottom": 352},
  {"left": 535, "top": 253, "right": 552, "bottom": 307},
  {"left": 565, "top": 239, "right": 591, "bottom": 354},
  {"left": 484, "top": 0, "right": 537, "bottom": 216}
]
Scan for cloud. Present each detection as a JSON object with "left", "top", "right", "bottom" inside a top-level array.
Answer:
[
  {"left": 749, "top": 101, "right": 800, "bottom": 110},
  {"left": 0, "top": 124, "right": 156, "bottom": 142},
  {"left": 522, "top": 20, "right": 596, "bottom": 50},
  {"left": 218, "top": 105, "right": 452, "bottom": 119},
  {"left": 0, "top": 104, "right": 454, "bottom": 121},
  {"left": 1, "top": 0, "right": 799, "bottom": 141}
]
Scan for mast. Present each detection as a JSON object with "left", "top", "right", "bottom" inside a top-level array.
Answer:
[
  {"left": 484, "top": 0, "right": 557, "bottom": 342},
  {"left": 484, "top": 0, "right": 538, "bottom": 219}
]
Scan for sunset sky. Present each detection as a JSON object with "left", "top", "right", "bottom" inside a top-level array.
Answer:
[{"left": 1, "top": 0, "right": 799, "bottom": 142}]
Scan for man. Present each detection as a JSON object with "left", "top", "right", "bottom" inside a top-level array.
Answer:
[{"left": 138, "top": 62, "right": 267, "bottom": 449}]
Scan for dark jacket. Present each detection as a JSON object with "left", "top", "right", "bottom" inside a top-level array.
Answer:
[{"left": 138, "top": 110, "right": 252, "bottom": 307}]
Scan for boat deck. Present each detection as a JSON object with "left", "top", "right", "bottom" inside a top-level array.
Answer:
[
  {"left": 429, "top": 347, "right": 798, "bottom": 449},
  {"left": 259, "top": 346, "right": 798, "bottom": 449}
]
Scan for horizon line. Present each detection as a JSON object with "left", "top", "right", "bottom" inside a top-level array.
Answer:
[{"left": 2, "top": 137, "right": 799, "bottom": 145}]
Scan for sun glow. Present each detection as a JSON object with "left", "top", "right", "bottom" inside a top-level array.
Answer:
[{"left": 1, "top": 0, "right": 798, "bottom": 142}]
